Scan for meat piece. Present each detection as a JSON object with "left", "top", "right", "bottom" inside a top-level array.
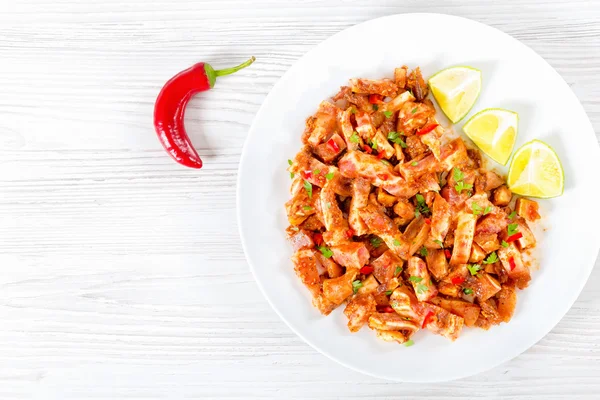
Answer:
[
  {"left": 438, "top": 138, "right": 469, "bottom": 171},
  {"left": 469, "top": 242, "right": 486, "bottom": 263},
  {"left": 286, "top": 227, "right": 315, "bottom": 251},
  {"left": 515, "top": 197, "right": 541, "bottom": 222},
  {"left": 348, "top": 177, "right": 370, "bottom": 236},
  {"left": 371, "top": 250, "right": 404, "bottom": 284},
  {"left": 338, "top": 151, "right": 400, "bottom": 188},
  {"left": 416, "top": 172, "right": 441, "bottom": 193},
  {"left": 479, "top": 299, "right": 502, "bottom": 326},
  {"left": 492, "top": 185, "right": 512, "bottom": 206},
  {"left": 474, "top": 233, "right": 500, "bottom": 253},
  {"left": 425, "top": 193, "right": 452, "bottom": 248},
  {"left": 322, "top": 268, "right": 359, "bottom": 305},
  {"left": 338, "top": 107, "right": 363, "bottom": 151},
  {"left": 331, "top": 242, "right": 370, "bottom": 270},
  {"left": 406, "top": 67, "right": 429, "bottom": 101},
  {"left": 355, "top": 111, "right": 377, "bottom": 141},
  {"left": 515, "top": 217, "right": 536, "bottom": 250},
  {"left": 379, "top": 91, "right": 414, "bottom": 113},
  {"left": 393, "top": 200, "right": 416, "bottom": 220},
  {"left": 465, "top": 193, "right": 496, "bottom": 216},
  {"left": 408, "top": 222, "right": 431, "bottom": 257},
  {"left": 420, "top": 127, "right": 443, "bottom": 159},
  {"left": 375, "top": 188, "right": 396, "bottom": 207},
  {"left": 450, "top": 212, "right": 477, "bottom": 266},
  {"left": 290, "top": 147, "right": 347, "bottom": 192},
  {"left": 292, "top": 249, "right": 321, "bottom": 297},
  {"left": 375, "top": 330, "right": 408, "bottom": 344},
  {"left": 316, "top": 252, "right": 343, "bottom": 278},
  {"left": 477, "top": 170, "right": 504, "bottom": 192},
  {"left": 371, "top": 130, "right": 396, "bottom": 158},
  {"left": 475, "top": 212, "right": 508, "bottom": 235},
  {"left": 349, "top": 78, "right": 399, "bottom": 97},
  {"left": 469, "top": 272, "right": 502, "bottom": 302},
  {"left": 405, "top": 135, "right": 429, "bottom": 160},
  {"left": 333, "top": 86, "right": 372, "bottom": 113},
  {"left": 369, "top": 312, "right": 420, "bottom": 334},
  {"left": 397, "top": 101, "right": 436, "bottom": 135},
  {"left": 429, "top": 297, "right": 480, "bottom": 327},
  {"left": 407, "top": 256, "right": 438, "bottom": 302},
  {"left": 320, "top": 181, "right": 350, "bottom": 245},
  {"left": 497, "top": 243, "right": 530, "bottom": 289},
  {"left": 421, "top": 304, "right": 464, "bottom": 341},
  {"left": 299, "top": 215, "right": 324, "bottom": 231},
  {"left": 361, "top": 203, "right": 409, "bottom": 260},
  {"left": 398, "top": 153, "right": 442, "bottom": 181},
  {"left": 496, "top": 284, "right": 517, "bottom": 323},
  {"left": 357, "top": 274, "right": 379, "bottom": 295},
  {"left": 394, "top": 66, "right": 408, "bottom": 89},
  {"left": 285, "top": 178, "right": 317, "bottom": 226},
  {"left": 389, "top": 285, "right": 422, "bottom": 323},
  {"left": 403, "top": 215, "right": 428, "bottom": 254},
  {"left": 313, "top": 133, "right": 347, "bottom": 163},
  {"left": 425, "top": 248, "right": 449, "bottom": 280},
  {"left": 344, "top": 293, "right": 377, "bottom": 332},
  {"left": 438, "top": 281, "right": 461, "bottom": 298},
  {"left": 302, "top": 101, "right": 341, "bottom": 147}
]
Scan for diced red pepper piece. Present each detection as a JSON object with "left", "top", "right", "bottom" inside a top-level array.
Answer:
[
  {"left": 422, "top": 311, "right": 434, "bottom": 328},
  {"left": 509, "top": 257, "right": 516, "bottom": 271},
  {"left": 451, "top": 276, "right": 465, "bottom": 285},
  {"left": 301, "top": 170, "right": 313, "bottom": 180},
  {"left": 363, "top": 145, "right": 373, "bottom": 154},
  {"left": 376, "top": 305, "right": 395, "bottom": 313},
  {"left": 506, "top": 232, "right": 523, "bottom": 243},
  {"left": 369, "top": 94, "right": 383, "bottom": 104},
  {"left": 377, "top": 173, "right": 389, "bottom": 181},
  {"left": 313, "top": 233, "right": 323, "bottom": 246},
  {"left": 416, "top": 123, "right": 439, "bottom": 136},
  {"left": 444, "top": 249, "right": 452, "bottom": 259},
  {"left": 327, "top": 138, "right": 340, "bottom": 153},
  {"left": 377, "top": 150, "right": 386, "bottom": 159},
  {"left": 346, "top": 229, "right": 355, "bottom": 239},
  {"left": 360, "top": 265, "right": 374, "bottom": 274},
  {"left": 424, "top": 218, "right": 431, "bottom": 225}
]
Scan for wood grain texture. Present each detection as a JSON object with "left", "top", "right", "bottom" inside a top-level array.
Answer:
[{"left": 0, "top": 0, "right": 599, "bottom": 398}]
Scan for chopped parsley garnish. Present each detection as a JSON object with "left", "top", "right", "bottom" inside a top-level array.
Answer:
[
  {"left": 393, "top": 239, "right": 402, "bottom": 246},
  {"left": 314, "top": 168, "right": 321, "bottom": 175},
  {"left": 463, "top": 288, "right": 473, "bottom": 295},
  {"left": 370, "top": 140, "right": 378, "bottom": 150},
  {"left": 453, "top": 167, "right": 472, "bottom": 193},
  {"left": 507, "top": 222, "right": 519, "bottom": 236},
  {"left": 453, "top": 167, "right": 464, "bottom": 182},
  {"left": 419, "top": 247, "right": 428, "bottom": 257},
  {"left": 325, "top": 172, "right": 334, "bottom": 180},
  {"left": 350, "top": 132, "right": 360, "bottom": 143},
  {"left": 303, "top": 180, "right": 313, "bottom": 198},
  {"left": 395, "top": 266, "right": 402, "bottom": 275},
  {"left": 302, "top": 205, "right": 313, "bottom": 211},
  {"left": 372, "top": 104, "right": 379, "bottom": 111},
  {"left": 370, "top": 237, "right": 383, "bottom": 248},
  {"left": 288, "top": 159, "right": 293, "bottom": 166},
  {"left": 414, "top": 193, "right": 430, "bottom": 217},
  {"left": 472, "top": 202, "right": 483, "bottom": 215},
  {"left": 411, "top": 161, "right": 418, "bottom": 166},
  {"left": 411, "top": 107, "right": 418, "bottom": 114},
  {"left": 483, "top": 252, "right": 498, "bottom": 264},
  {"left": 385, "top": 290, "right": 393, "bottom": 296},
  {"left": 501, "top": 240, "right": 509, "bottom": 248},
  {"left": 387, "top": 131, "right": 407, "bottom": 148},
  {"left": 416, "top": 283, "right": 428, "bottom": 294},
  {"left": 509, "top": 211, "right": 517, "bottom": 219},
  {"left": 350, "top": 107, "right": 357, "bottom": 114},
  {"left": 352, "top": 280, "right": 363, "bottom": 294},
  {"left": 484, "top": 206, "right": 493, "bottom": 215},
  {"left": 404, "top": 339, "right": 415, "bottom": 347},
  {"left": 433, "top": 239, "right": 444, "bottom": 248},
  {"left": 383, "top": 110, "right": 393, "bottom": 118},
  {"left": 467, "top": 264, "right": 481, "bottom": 275},
  {"left": 455, "top": 181, "right": 473, "bottom": 194},
  {"left": 290, "top": 172, "right": 295, "bottom": 179},
  {"left": 409, "top": 276, "right": 423, "bottom": 283},
  {"left": 381, "top": 160, "right": 391, "bottom": 166},
  {"left": 414, "top": 210, "right": 421, "bottom": 218},
  {"left": 317, "top": 246, "right": 333, "bottom": 258}
]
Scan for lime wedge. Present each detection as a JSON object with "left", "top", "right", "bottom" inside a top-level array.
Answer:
[
  {"left": 428, "top": 66, "right": 482, "bottom": 123},
  {"left": 507, "top": 140, "right": 564, "bottom": 198},
  {"left": 463, "top": 108, "right": 518, "bottom": 165}
]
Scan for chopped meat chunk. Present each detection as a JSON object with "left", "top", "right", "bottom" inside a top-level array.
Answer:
[
  {"left": 497, "top": 243, "right": 531, "bottom": 289},
  {"left": 314, "top": 133, "right": 347, "bottom": 163},
  {"left": 515, "top": 197, "right": 541, "bottom": 222},
  {"left": 496, "top": 284, "right": 517, "bottom": 323},
  {"left": 348, "top": 178, "right": 371, "bottom": 236},
  {"left": 344, "top": 293, "right": 377, "bottom": 332},
  {"left": 349, "top": 78, "right": 399, "bottom": 97},
  {"left": 421, "top": 304, "right": 464, "bottom": 341},
  {"left": 371, "top": 250, "right": 403, "bottom": 284},
  {"left": 331, "top": 242, "right": 370, "bottom": 269},
  {"left": 406, "top": 67, "right": 429, "bottom": 101},
  {"left": 394, "top": 66, "right": 408, "bottom": 89},
  {"left": 368, "top": 312, "right": 419, "bottom": 333},
  {"left": 302, "top": 101, "right": 341, "bottom": 147},
  {"left": 375, "top": 329, "right": 408, "bottom": 344},
  {"left": 492, "top": 185, "right": 512, "bottom": 206},
  {"left": 425, "top": 193, "right": 452, "bottom": 248},
  {"left": 407, "top": 256, "right": 438, "bottom": 302},
  {"left": 322, "top": 268, "right": 359, "bottom": 305},
  {"left": 425, "top": 248, "right": 449, "bottom": 280},
  {"left": 450, "top": 212, "right": 477, "bottom": 266},
  {"left": 429, "top": 297, "right": 480, "bottom": 327},
  {"left": 361, "top": 203, "right": 409, "bottom": 260},
  {"left": 515, "top": 217, "right": 536, "bottom": 250}
]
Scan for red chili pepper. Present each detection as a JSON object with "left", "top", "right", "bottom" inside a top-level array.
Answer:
[
  {"left": 346, "top": 229, "right": 355, "bottom": 238},
  {"left": 363, "top": 145, "right": 373, "bottom": 154},
  {"left": 451, "top": 276, "right": 465, "bottom": 285},
  {"left": 301, "top": 170, "right": 313, "bottom": 180},
  {"left": 424, "top": 218, "right": 431, "bottom": 225},
  {"left": 369, "top": 94, "right": 383, "bottom": 104},
  {"left": 509, "top": 257, "right": 516, "bottom": 271},
  {"left": 327, "top": 138, "right": 340, "bottom": 153},
  {"left": 416, "top": 123, "right": 439, "bottom": 136},
  {"left": 360, "top": 265, "right": 374, "bottom": 274},
  {"left": 422, "top": 311, "right": 434, "bottom": 328},
  {"left": 444, "top": 249, "right": 452, "bottom": 259},
  {"left": 377, "top": 150, "right": 386, "bottom": 159},
  {"left": 313, "top": 233, "right": 323, "bottom": 246},
  {"left": 376, "top": 305, "right": 395, "bottom": 313},
  {"left": 154, "top": 57, "right": 255, "bottom": 168},
  {"left": 377, "top": 174, "right": 389, "bottom": 181},
  {"left": 506, "top": 232, "right": 523, "bottom": 243}
]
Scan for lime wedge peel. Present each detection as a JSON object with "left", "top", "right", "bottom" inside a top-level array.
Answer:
[
  {"left": 428, "top": 66, "right": 482, "bottom": 123},
  {"left": 463, "top": 108, "right": 519, "bottom": 165},
  {"left": 507, "top": 139, "right": 564, "bottom": 198}
]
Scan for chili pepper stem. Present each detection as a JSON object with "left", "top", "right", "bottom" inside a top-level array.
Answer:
[{"left": 204, "top": 56, "right": 256, "bottom": 88}]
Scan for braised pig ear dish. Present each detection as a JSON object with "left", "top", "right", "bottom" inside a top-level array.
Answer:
[{"left": 285, "top": 66, "right": 540, "bottom": 344}]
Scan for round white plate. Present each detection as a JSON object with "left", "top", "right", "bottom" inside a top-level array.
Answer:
[{"left": 237, "top": 13, "right": 600, "bottom": 382}]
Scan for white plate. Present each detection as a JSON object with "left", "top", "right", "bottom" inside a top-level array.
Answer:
[{"left": 237, "top": 13, "right": 600, "bottom": 382}]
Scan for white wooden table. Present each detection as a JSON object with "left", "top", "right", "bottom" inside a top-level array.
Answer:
[{"left": 1, "top": 1, "right": 599, "bottom": 398}]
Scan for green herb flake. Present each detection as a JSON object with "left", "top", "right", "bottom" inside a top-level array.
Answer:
[
  {"left": 303, "top": 180, "right": 313, "bottom": 199},
  {"left": 472, "top": 202, "right": 483, "bottom": 215},
  {"left": 395, "top": 266, "right": 402, "bottom": 275},
  {"left": 318, "top": 246, "right": 333, "bottom": 258},
  {"left": 507, "top": 222, "right": 519, "bottom": 236},
  {"left": 325, "top": 172, "right": 334, "bottom": 180},
  {"left": 381, "top": 159, "right": 391, "bottom": 166},
  {"left": 404, "top": 339, "right": 415, "bottom": 347},
  {"left": 385, "top": 290, "right": 393, "bottom": 296},
  {"left": 416, "top": 283, "right": 429, "bottom": 294},
  {"left": 290, "top": 172, "right": 295, "bottom": 179},
  {"left": 370, "top": 140, "right": 378, "bottom": 150},
  {"left": 288, "top": 159, "right": 293, "bottom": 166},
  {"left": 372, "top": 104, "right": 379, "bottom": 111},
  {"left": 393, "top": 239, "right": 401, "bottom": 246},
  {"left": 411, "top": 161, "right": 418, "bottom": 166},
  {"left": 454, "top": 181, "right": 473, "bottom": 194},
  {"left": 383, "top": 110, "right": 393, "bottom": 118},
  {"left": 409, "top": 276, "right": 423, "bottom": 283},
  {"left": 453, "top": 167, "right": 464, "bottom": 182},
  {"left": 370, "top": 237, "right": 383, "bottom": 248},
  {"left": 352, "top": 280, "right": 363, "bottom": 294},
  {"left": 509, "top": 211, "right": 517, "bottom": 219},
  {"left": 467, "top": 264, "right": 481, "bottom": 275},
  {"left": 501, "top": 240, "right": 509, "bottom": 248},
  {"left": 433, "top": 239, "right": 444, "bottom": 248},
  {"left": 302, "top": 205, "right": 313, "bottom": 211},
  {"left": 414, "top": 210, "right": 421, "bottom": 218},
  {"left": 419, "top": 247, "right": 428, "bottom": 257},
  {"left": 463, "top": 288, "right": 474, "bottom": 295},
  {"left": 483, "top": 252, "right": 499, "bottom": 264},
  {"left": 411, "top": 107, "right": 418, "bottom": 114},
  {"left": 314, "top": 169, "right": 321, "bottom": 175},
  {"left": 350, "top": 132, "right": 360, "bottom": 143},
  {"left": 484, "top": 206, "right": 493, "bottom": 215},
  {"left": 350, "top": 107, "right": 357, "bottom": 114}
]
